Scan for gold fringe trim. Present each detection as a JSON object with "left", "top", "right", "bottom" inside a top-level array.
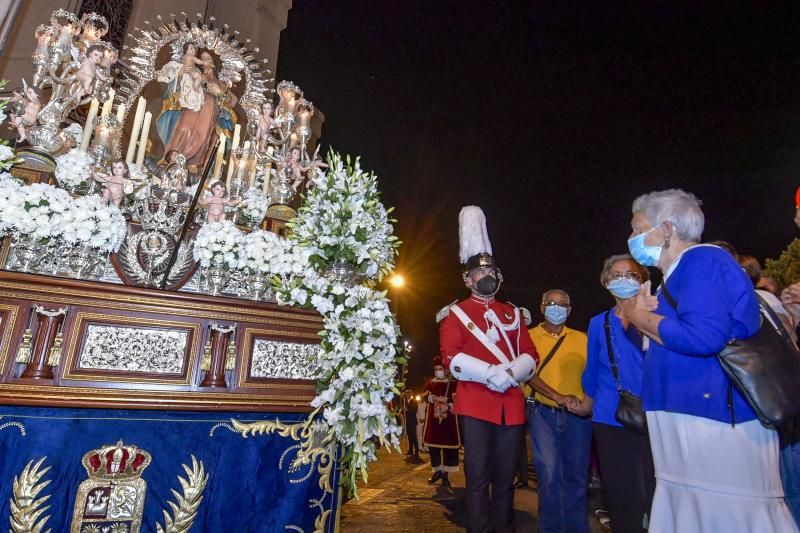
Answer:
[{"left": 15, "top": 329, "right": 32, "bottom": 364}]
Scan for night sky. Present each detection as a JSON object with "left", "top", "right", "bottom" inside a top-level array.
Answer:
[{"left": 277, "top": 1, "right": 800, "bottom": 389}]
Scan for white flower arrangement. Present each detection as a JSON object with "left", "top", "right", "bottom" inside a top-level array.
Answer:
[
  {"left": 0, "top": 173, "right": 22, "bottom": 235},
  {"left": 61, "top": 194, "right": 127, "bottom": 252},
  {"left": 0, "top": 181, "right": 73, "bottom": 243},
  {"left": 0, "top": 177, "right": 126, "bottom": 254},
  {"left": 239, "top": 188, "right": 270, "bottom": 226},
  {"left": 242, "top": 229, "right": 287, "bottom": 274},
  {"left": 55, "top": 148, "right": 94, "bottom": 188},
  {"left": 192, "top": 220, "right": 246, "bottom": 269},
  {"left": 273, "top": 150, "right": 403, "bottom": 496},
  {"left": 288, "top": 153, "right": 401, "bottom": 281}
]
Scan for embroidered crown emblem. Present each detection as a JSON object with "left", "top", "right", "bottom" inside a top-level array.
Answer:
[{"left": 81, "top": 440, "right": 152, "bottom": 481}]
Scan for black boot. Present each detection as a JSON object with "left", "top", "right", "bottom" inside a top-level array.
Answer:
[
  {"left": 428, "top": 471, "right": 442, "bottom": 484},
  {"left": 441, "top": 472, "right": 451, "bottom": 487}
]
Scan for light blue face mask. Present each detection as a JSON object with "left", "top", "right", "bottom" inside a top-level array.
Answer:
[
  {"left": 606, "top": 277, "right": 641, "bottom": 299},
  {"left": 627, "top": 228, "right": 662, "bottom": 267},
  {"left": 544, "top": 304, "right": 569, "bottom": 325}
]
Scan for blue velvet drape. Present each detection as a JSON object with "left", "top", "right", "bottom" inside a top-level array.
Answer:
[{"left": 0, "top": 406, "right": 340, "bottom": 532}]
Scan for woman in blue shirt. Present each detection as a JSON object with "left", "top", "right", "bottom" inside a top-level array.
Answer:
[
  {"left": 620, "top": 189, "right": 797, "bottom": 532},
  {"left": 571, "top": 254, "right": 655, "bottom": 533}
]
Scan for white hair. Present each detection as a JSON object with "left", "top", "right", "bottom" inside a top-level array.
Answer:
[{"left": 632, "top": 189, "right": 704, "bottom": 242}]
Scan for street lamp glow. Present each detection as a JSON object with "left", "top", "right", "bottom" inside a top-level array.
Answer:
[{"left": 389, "top": 274, "right": 405, "bottom": 288}]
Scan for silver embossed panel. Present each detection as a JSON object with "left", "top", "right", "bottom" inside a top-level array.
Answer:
[
  {"left": 79, "top": 324, "right": 188, "bottom": 374},
  {"left": 250, "top": 339, "right": 318, "bottom": 380}
]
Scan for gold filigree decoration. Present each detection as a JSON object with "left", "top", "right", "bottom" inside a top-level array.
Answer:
[
  {"left": 231, "top": 412, "right": 338, "bottom": 532},
  {"left": 313, "top": 510, "right": 331, "bottom": 533},
  {"left": 9, "top": 457, "right": 52, "bottom": 533},
  {"left": 231, "top": 413, "right": 335, "bottom": 494},
  {"left": 155, "top": 456, "right": 209, "bottom": 533}
]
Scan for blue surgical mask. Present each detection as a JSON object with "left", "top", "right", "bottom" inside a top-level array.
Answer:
[
  {"left": 544, "top": 304, "right": 568, "bottom": 325},
  {"left": 606, "top": 277, "right": 641, "bottom": 299},
  {"left": 627, "top": 228, "right": 662, "bottom": 267}
]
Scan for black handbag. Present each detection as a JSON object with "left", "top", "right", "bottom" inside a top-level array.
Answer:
[
  {"left": 661, "top": 286, "right": 800, "bottom": 428},
  {"left": 604, "top": 311, "right": 646, "bottom": 433}
]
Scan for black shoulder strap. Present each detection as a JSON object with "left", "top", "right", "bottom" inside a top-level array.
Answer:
[
  {"left": 661, "top": 283, "right": 677, "bottom": 310},
  {"left": 603, "top": 311, "right": 621, "bottom": 388},
  {"left": 536, "top": 333, "right": 567, "bottom": 375}
]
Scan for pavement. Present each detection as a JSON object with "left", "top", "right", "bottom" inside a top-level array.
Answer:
[{"left": 339, "top": 441, "right": 606, "bottom": 532}]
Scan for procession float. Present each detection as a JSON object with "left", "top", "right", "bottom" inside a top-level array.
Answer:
[{"left": 0, "top": 10, "right": 403, "bottom": 532}]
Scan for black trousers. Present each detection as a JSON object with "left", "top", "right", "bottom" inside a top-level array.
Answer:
[
  {"left": 430, "top": 446, "right": 459, "bottom": 471},
  {"left": 593, "top": 422, "right": 656, "bottom": 533},
  {"left": 515, "top": 423, "right": 529, "bottom": 481},
  {"left": 462, "top": 415, "right": 522, "bottom": 533},
  {"left": 406, "top": 423, "right": 419, "bottom": 455}
]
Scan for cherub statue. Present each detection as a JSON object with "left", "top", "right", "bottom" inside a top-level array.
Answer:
[
  {"left": 282, "top": 146, "right": 310, "bottom": 192},
  {"left": 92, "top": 45, "right": 117, "bottom": 102},
  {"left": 9, "top": 83, "right": 43, "bottom": 142},
  {"left": 76, "top": 44, "right": 104, "bottom": 98},
  {"left": 256, "top": 101, "right": 276, "bottom": 152},
  {"left": 94, "top": 159, "right": 129, "bottom": 207},
  {"left": 199, "top": 181, "right": 240, "bottom": 223}
]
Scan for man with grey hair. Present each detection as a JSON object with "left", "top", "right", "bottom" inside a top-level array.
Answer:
[{"left": 527, "top": 289, "right": 591, "bottom": 533}]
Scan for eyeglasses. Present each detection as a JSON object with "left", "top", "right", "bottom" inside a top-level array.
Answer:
[
  {"left": 608, "top": 271, "right": 642, "bottom": 281},
  {"left": 542, "top": 300, "right": 570, "bottom": 307}
]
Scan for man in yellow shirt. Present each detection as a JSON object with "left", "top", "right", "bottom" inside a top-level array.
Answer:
[{"left": 528, "top": 289, "right": 591, "bottom": 533}]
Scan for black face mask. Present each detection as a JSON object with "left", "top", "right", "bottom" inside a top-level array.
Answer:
[{"left": 475, "top": 275, "right": 498, "bottom": 296}]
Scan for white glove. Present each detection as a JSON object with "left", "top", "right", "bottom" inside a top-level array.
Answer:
[
  {"left": 486, "top": 364, "right": 518, "bottom": 393},
  {"left": 450, "top": 353, "right": 492, "bottom": 383},
  {"left": 508, "top": 353, "right": 537, "bottom": 383}
]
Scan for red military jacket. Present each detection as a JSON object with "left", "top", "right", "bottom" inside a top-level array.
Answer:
[
  {"left": 439, "top": 295, "right": 539, "bottom": 425},
  {"left": 422, "top": 378, "right": 460, "bottom": 448}
]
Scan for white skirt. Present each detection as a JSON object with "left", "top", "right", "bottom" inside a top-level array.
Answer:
[{"left": 647, "top": 411, "right": 798, "bottom": 533}]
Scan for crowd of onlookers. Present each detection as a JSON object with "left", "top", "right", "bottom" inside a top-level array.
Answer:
[{"left": 400, "top": 188, "right": 800, "bottom": 532}]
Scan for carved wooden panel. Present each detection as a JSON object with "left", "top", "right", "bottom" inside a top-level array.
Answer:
[
  {"left": 238, "top": 327, "right": 319, "bottom": 388},
  {"left": 0, "top": 272, "right": 321, "bottom": 411},
  {"left": 63, "top": 312, "right": 200, "bottom": 384}
]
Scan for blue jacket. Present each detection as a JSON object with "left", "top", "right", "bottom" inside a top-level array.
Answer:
[
  {"left": 583, "top": 308, "right": 645, "bottom": 427},
  {"left": 645, "top": 245, "right": 760, "bottom": 423}
]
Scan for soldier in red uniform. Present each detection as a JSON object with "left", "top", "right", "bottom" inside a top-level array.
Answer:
[
  {"left": 438, "top": 206, "right": 539, "bottom": 533},
  {"left": 422, "top": 357, "right": 460, "bottom": 486}
]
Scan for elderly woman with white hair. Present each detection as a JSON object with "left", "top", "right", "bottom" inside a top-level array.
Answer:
[{"left": 619, "top": 189, "right": 797, "bottom": 532}]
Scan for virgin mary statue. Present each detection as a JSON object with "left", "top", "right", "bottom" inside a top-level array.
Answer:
[{"left": 155, "top": 42, "right": 219, "bottom": 172}]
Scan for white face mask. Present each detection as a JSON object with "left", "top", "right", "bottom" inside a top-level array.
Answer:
[{"left": 434, "top": 370, "right": 445, "bottom": 380}]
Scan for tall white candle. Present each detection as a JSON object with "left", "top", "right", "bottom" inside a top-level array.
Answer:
[
  {"left": 135, "top": 111, "right": 152, "bottom": 167},
  {"left": 115, "top": 105, "right": 125, "bottom": 124},
  {"left": 213, "top": 132, "right": 226, "bottom": 179},
  {"left": 231, "top": 124, "right": 241, "bottom": 152},
  {"left": 263, "top": 146, "right": 274, "bottom": 194},
  {"left": 226, "top": 125, "right": 242, "bottom": 183},
  {"left": 79, "top": 98, "right": 100, "bottom": 152},
  {"left": 125, "top": 97, "right": 146, "bottom": 163},
  {"left": 100, "top": 88, "right": 115, "bottom": 117}
]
